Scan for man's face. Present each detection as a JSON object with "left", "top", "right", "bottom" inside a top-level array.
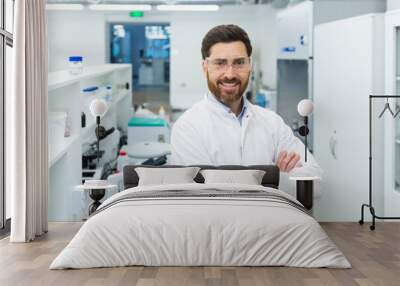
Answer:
[{"left": 203, "top": 41, "right": 251, "bottom": 105}]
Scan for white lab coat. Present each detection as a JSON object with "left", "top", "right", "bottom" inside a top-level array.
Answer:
[{"left": 171, "top": 94, "right": 323, "bottom": 195}]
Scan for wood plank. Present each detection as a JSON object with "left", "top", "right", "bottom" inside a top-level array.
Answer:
[{"left": 0, "top": 222, "right": 399, "bottom": 286}]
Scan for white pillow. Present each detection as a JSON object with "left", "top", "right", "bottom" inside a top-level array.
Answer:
[
  {"left": 200, "top": 169, "right": 266, "bottom": 185},
  {"left": 135, "top": 167, "right": 201, "bottom": 186}
]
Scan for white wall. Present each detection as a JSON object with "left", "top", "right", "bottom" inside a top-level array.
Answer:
[
  {"left": 387, "top": 0, "right": 400, "bottom": 11},
  {"left": 47, "top": 11, "right": 106, "bottom": 72},
  {"left": 313, "top": 0, "right": 386, "bottom": 25},
  {"left": 166, "top": 6, "right": 278, "bottom": 109},
  {"left": 47, "top": 5, "right": 278, "bottom": 109}
]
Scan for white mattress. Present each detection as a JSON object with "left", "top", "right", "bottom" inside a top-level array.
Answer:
[{"left": 50, "top": 183, "right": 350, "bottom": 269}]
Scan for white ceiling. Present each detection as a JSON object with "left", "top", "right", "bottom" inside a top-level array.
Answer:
[{"left": 45, "top": 0, "right": 284, "bottom": 6}]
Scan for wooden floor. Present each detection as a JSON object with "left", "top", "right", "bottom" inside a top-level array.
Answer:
[{"left": 0, "top": 222, "right": 399, "bottom": 286}]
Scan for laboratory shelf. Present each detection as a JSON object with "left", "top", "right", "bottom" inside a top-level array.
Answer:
[
  {"left": 48, "top": 63, "right": 132, "bottom": 222},
  {"left": 111, "top": 90, "right": 130, "bottom": 108},
  {"left": 49, "top": 134, "right": 80, "bottom": 167},
  {"left": 48, "top": 64, "right": 131, "bottom": 92}
]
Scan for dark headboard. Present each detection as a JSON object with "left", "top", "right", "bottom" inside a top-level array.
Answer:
[{"left": 123, "top": 165, "right": 280, "bottom": 190}]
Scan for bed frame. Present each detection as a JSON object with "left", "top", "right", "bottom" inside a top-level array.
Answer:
[
  {"left": 122, "top": 165, "right": 313, "bottom": 210},
  {"left": 123, "top": 165, "right": 280, "bottom": 190}
]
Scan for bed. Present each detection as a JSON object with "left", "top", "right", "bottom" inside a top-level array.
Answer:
[{"left": 50, "top": 165, "right": 350, "bottom": 269}]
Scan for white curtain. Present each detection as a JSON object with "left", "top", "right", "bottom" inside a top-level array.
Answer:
[{"left": 8, "top": 0, "right": 48, "bottom": 242}]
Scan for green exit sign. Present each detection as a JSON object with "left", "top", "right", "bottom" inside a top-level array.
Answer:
[{"left": 130, "top": 11, "right": 144, "bottom": 18}]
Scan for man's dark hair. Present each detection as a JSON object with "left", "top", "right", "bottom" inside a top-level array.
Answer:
[{"left": 201, "top": 24, "right": 252, "bottom": 60}]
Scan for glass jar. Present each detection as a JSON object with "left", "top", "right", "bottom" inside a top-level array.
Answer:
[{"left": 68, "top": 56, "right": 83, "bottom": 75}]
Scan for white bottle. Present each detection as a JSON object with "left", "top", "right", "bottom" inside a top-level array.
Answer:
[
  {"left": 64, "top": 111, "right": 71, "bottom": 137},
  {"left": 117, "top": 150, "right": 128, "bottom": 173},
  {"left": 105, "top": 85, "right": 113, "bottom": 102},
  {"left": 158, "top": 105, "right": 169, "bottom": 123},
  {"left": 158, "top": 106, "right": 166, "bottom": 117}
]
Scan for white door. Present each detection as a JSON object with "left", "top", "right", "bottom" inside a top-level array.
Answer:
[
  {"left": 313, "top": 14, "right": 384, "bottom": 221},
  {"left": 384, "top": 11, "right": 400, "bottom": 217}
]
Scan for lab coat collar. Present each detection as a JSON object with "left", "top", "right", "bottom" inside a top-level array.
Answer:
[{"left": 206, "top": 91, "right": 251, "bottom": 118}]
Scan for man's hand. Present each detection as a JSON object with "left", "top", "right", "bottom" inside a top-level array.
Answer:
[{"left": 277, "top": 151, "right": 302, "bottom": 172}]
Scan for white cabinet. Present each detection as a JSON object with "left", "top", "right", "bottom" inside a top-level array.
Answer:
[
  {"left": 313, "top": 14, "right": 385, "bottom": 221},
  {"left": 48, "top": 64, "right": 132, "bottom": 221},
  {"left": 277, "top": 1, "right": 313, "bottom": 60},
  {"left": 276, "top": 0, "right": 385, "bottom": 60}
]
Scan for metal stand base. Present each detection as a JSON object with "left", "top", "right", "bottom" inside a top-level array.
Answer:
[
  {"left": 359, "top": 203, "right": 400, "bottom": 231},
  {"left": 359, "top": 204, "right": 376, "bottom": 231},
  {"left": 88, "top": 189, "right": 105, "bottom": 215},
  {"left": 296, "top": 180, "right": 313, "bottom": 210}
]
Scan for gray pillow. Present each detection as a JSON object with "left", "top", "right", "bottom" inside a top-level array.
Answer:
[
  {"left": 135, "top": 167, "right": 201, "bottom": 186},
  {"left": 200, "top": 169, "right": 266, "bottom": 185}
]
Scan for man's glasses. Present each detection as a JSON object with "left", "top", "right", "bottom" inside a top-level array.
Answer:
[{"left": 205, "top": 57, "right": 252, "bottom": 73}]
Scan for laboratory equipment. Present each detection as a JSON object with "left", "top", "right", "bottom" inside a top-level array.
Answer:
[
  {"left": 89, "top": 99, "right": 108, "bottom": 163},
  {"left": 128, "top": 117, "right": 170, "bottom": 145}
]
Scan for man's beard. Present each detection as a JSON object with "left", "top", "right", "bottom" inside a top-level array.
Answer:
[{"left": 207, "top": 72, "right": 250, "bottom": 105}]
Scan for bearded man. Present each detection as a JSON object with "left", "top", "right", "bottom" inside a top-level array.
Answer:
[{"left": 170, "top": 24, "right": 321, "bottom": 177}]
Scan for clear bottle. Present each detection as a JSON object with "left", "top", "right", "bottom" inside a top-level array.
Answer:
[{"left": 117, "top": 150, "right": 128, "bottom": 173}]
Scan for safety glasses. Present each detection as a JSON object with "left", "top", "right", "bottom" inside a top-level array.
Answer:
[{"left": 205, "top": 56, "right": 252, "bottom": 73}]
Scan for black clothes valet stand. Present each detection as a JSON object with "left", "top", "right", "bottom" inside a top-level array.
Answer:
[{"left": 359, "top": 95, "right": 400, "bottom": 230}]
